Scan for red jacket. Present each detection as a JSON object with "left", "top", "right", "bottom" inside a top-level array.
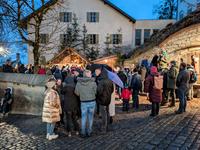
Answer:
[
  {"left": 121, "top": 89, "right": 132, "bottom": 99},
  {"left": 38, "top": 68, "right": 45, "bottom": 75}
]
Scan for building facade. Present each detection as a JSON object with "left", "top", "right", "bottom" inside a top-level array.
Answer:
[
  {"left": 177, "top": 0, "right": 200, "bottom": 21},
  {"left": 26, "top": 0, "right": 176, "bottom": 64}
]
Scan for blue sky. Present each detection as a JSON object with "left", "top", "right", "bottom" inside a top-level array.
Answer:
[{"left": 109, "top": 0, "right": 161, "bottom": 20}]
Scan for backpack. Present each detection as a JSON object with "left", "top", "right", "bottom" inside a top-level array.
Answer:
[
  {"left": 152, "top": 75, "right": 163, "bottom": 90},
  {"left": 189, "top": 69, "right": 198, "bottom": 83}
]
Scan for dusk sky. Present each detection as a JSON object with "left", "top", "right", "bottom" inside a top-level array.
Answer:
[{"left": 109, "top": 0, "right": 161, "bottom": 20}]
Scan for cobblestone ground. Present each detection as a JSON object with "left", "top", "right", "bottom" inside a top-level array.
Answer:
[{"left": 1, "top": 93, "right": 200, "bottom": 150}]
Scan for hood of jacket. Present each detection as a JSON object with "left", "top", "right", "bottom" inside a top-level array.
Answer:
[
  {"left": 77, "top": 77, "right": 95, "bottom": 86},
  {"left": 98, "top": 70, "right": 109, "bottom": 80},
  {"left": 46, "top": 82, "right": 55, "bottom": 89},
  {"left": 65, "top": 75, "right": 75, "bottom": 84},
  {"left": 55, "top": 69, "right": 60, "bottom": 73},
  {"left": 5, "top": 88, "right": 11, "bottom": 94},
  {"left": 150, "top": 71, "right": 159, "bottom": 77}
]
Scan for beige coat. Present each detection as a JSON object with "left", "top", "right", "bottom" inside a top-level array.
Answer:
[
  {"left": 42, "top": 89, "right": 62, "bottom": 123},
  {"left": 109, "top": 83, "right": 115, "bottom": 116}
]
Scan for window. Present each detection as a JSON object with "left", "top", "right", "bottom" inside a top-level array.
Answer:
[
  {"left": 153, "top": 29, "right": 159, "bottom": 34},
  {"left": 87, "top": 12, "right": 99, "bottom": 22},
  {"left": 60, "top": 12, "right": 72, "bottom": 22},
  {"left": 89, "top": 34, "right": 99, "bottom": 44},
  {"left": 144, "top": 29, "right": 150, "bottom": 43},
  {"left": 135, "top": 30, "right": 141, "bottom": 46},
  {"left": 179, "top": 11, "right": 184, "bottom": 20},
  {"left": 40, "top": 34, "right": 48, "bottom": 44},
  {"left": 110, "top": 34, "right": 122, "bottom": 44},
  {"left": 187, "top": 6, "right": 192, "bottom": 14},
  {"left": 60, "top": 34, "right": 67, "bottom": 44}
]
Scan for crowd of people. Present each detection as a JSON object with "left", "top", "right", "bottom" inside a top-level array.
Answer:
[{"left": 0, "top": 49, "right": 199, "bottom": 141}]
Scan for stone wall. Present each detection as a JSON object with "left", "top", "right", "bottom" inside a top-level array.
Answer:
[{"left": 0, "top": 73, "right": 54, "bottom": 115}]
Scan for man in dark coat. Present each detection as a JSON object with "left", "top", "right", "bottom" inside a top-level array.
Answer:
[
  {"left": 140, "top": 64, "right": 147, "bottom": 93},
  {"left": 117, "top": 69, "right": 127, "bottom": 99},
  {"left": 18, "top": 64, "right": 26, "bottom": 73},
  {"left": 167, "top": 61, "right": 179, "bottom": 107},
  {"left": 4, "top": 62, "right": 13, "bottom": 73},
  {"left": 0, "top": 88, "right": 11, "bottom": 117},
  {"left": 161, "top": 68, "right": 169, "bottom": 106},
  {"left": 61, "top": 76, "right": 79, "bottom": 137},
  {"left": 97, "top": 70, "right": 113, "bottom": 134},
  {"left": 175, "top": 62, "right": 190, "bottom": 114},
  {"left": 94, "top": 68, "right": 101, "bottom": 116},
  {"left": 130, "top": 68, "right": 142, "bottom": 108},
  {"left": 54, "top": 69, "right": 63, "bottom": 81},
  {"left": 152, "top": 54, "right": 159, "bottom": 68}
]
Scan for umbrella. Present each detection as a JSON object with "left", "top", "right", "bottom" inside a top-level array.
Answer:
[
  {"left": 106, "top": 70, "right": 124, "bottom": 88},
  {"left": 89, "top": 63, "right": 112, "bottom": 73}
]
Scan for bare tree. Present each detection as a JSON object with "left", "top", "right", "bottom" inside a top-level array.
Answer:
[{"left": 0, "top": 0, "right": 69, "bottom": 74}]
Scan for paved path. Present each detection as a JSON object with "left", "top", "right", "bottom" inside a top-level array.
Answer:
[{"left": 0, "top": 94, "right": 200, "bottom": 150}]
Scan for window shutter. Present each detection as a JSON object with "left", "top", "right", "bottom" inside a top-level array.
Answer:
[
  {"left": 119, "top": 34, "right": 122, "bottom": 44},
  {"left": 96, "top": 12, "right": 99, "bottom": 22},
  {"left": 110, "top": 34, "right": 113, "bottom": 44},
  {"left": 60, "top": 34, "right": 63, "bottom": 44},
  {"left": 69, "top": 12, "right": 72, "bottom": 22},
  {"left": 60, "top": 12, "right": 63, "bottom": 22},
  {"left": 87, "top": 12, "right": 90, "bottom": 22},
  {"left": 46, "top": 34, "right": 49, "bottom": 43},
  {"left": 96, "top": 34, "right": 99, "bottom": 44}
]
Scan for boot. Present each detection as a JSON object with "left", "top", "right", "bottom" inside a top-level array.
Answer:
[
  {"left": 68, "top": 132, "right": 71, "bottom": 137},
  {"left": 0, "top": 114, "right": 3, "bottom": 118},
  {"left": 168, "top": 103, "right": 175, "bottom": 107},
  {"left": 75, "top": 131, "right": 79, "bottom": 135},
  {"left": 48, "top": 134, "right": 58, "bottom": 140}
]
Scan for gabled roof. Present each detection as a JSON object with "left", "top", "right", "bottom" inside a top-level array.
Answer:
[
  {"left": 46, "top": 47, "right": 91, "bottom": 64},
  {"left": 23, "top": 0, "right": 136, "bottom": 25}
]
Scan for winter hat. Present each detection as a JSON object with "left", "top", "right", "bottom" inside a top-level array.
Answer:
[
  {"left": 74, "top": 68, "right": 80, "bottom": 73},
  {"left": 134, "top": 68, "right": 138, "bottom": 72},
  {"left": 165, "top": 67, "right": 169, "bottom": 71},
  {"left": 170, "top": 60, "right": 176, "bottom": 65},
  {"left": 124, "top": 84, "right": 128, "bottom": 89},
  {"left": 150, "top": 66, "right": 157, "bottom": 72}
]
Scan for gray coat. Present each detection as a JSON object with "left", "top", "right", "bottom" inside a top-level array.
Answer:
[
  {"left": 74, "top": 77, "right": 97, "bottom": 102},
  {"left": 167, "top": 65, "right": 179, "bottom": 89},
  {"left": 176, "top": 68, "right": 190, "bottom": 90}
]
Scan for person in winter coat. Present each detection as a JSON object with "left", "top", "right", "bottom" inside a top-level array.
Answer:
[
  {"left": 54, "top": 69, "right": 63, "bottom": 81},
  {"left": 144, "top": 66, "right": 162, "bottom": 117},
  {"left": 175, "top": 62, "right": 190, "bottom": 114},
  {"left": 4, "top": 62, "right": 13, "bottom": 73},
  {"left": 0, "top": 88, "right": 11, "bottom": 117},
  {"left": 74, "top": 70, "right": 97, "bottom": 138},
  {"left": 18, "top": 64, "right": 26, "bottom": 73},
  {"left": 117, "top": 69, "right": 127, "bottom": 99},
  {"left": 187, "top": 64, "right": 196, "bottom": 100},
  {"left": 128, "top": 64, "right": 135, "bottom": 87},
  {"left": 161, "top": 68, "right": 169, "bottom": 106},
  {"left": 61, "top": 76, "right": 79, "bottom": 137},
  {"left": 55, "top": 79, "right": 64, "bottom": 125},
  {"left": 42, "top": 81, "right": 62, "bottom": 140},
  {"left": 191, "top": 55, "right": 199, "bottom": 74},
  {"left": 167, "top": 61, "right": 179, "bottom": 107},
  {"left": 94, "top": 68, "right": 101, "bottom": 116},
  {"left": 152, "top": 54, "right": 159, "bottom": 68},
  {"left": 38, "top": 65, "right": 45, "bottom": 75},
  {"left": 46, "top": 67, "right": 52, "bottom": 75},
  {"left": 140, "top": 56, "right": 149, "bottom": 70},
  {"left": 140, "top": 64, "right": 147, "bottom": 93},
  {"left": 62, "top": 69, "right": 68, "bottom": 82},
  {"left": 121, "top": 84, "right": 132, "bottom": 112},
  {"left": 96, "top": 69, "right": 114, "bottom": 134},
  {"left": 130, "top": 68, "right": 142, "bottom": 108},
  {"left": 158, "top": 52, "right": 168, "bottom": 72}
]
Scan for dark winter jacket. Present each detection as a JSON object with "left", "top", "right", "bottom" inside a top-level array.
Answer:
[
  {"left": 167, "top": 65, "right": 179, "bottom": 89},
  {"left": 18, "top": 65, "right": 26, "bottom": 73},
  {"left": 117, "top": 71, "right": 127, "bottom": 87},
  {"left": 54, "top": 69, "right": 63, "bottom": 81},
  {"left": 141, "top": 59, "right": 149, "bottom": 70},
  {"left": 96, "top": 70, "right": 114, "bottom": 106},
  {"left": 144, "top": 71, "right": 162, "bottom": 103},
  {"left": 62, "top": 70, "right": 69, "bottom": 82},
  {"left": 130, "top": 73, "right": 142, "bottom": 91},
  {"left": 27, "top": 68, "right": 33, "bottom": 74},
  {"left": 75, "top": 77, "right": 97, "bottom": 102},
  {"left": 152, "top": 55, "right": 159, "bottom": 67},
  {"left": 4, "top": 88, "right": 11, "bottom": 102},
  {"left": 140, "top": 66, "right": 147, "bottom": 81},
  {"left": 61, "top": 76, "right": 78, "bottom": 111},
  {"left": 163, "top": 72, "right": 168, "bottom": 89},
  {"left": 74, "top": 74, "right": 82, "bottom": 84},
  {"left": 4, "top": 64, "right": 13, "bottom": 73},
  {"left": 176, "top": 68, "right": 190, "bottom": 90}
]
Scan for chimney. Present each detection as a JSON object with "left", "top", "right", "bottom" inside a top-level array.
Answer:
[{"left": 16, "top": 53, "right": 20, "bottom": 60}]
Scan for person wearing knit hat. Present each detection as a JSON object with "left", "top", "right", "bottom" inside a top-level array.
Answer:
[
  {"left": 130, "top": 67, "right": 142, "bottom": 109},
  {"left": 144, "top": 66, "right": 162, "bottom": 117}
]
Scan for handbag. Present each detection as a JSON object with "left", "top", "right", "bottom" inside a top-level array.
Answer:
[{"left": 7, "top": 99, "right": 12, "bottom": 104}]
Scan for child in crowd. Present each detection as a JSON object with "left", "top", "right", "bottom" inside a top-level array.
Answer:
[
  {"left": 120, "top": 84, "right": 132, "bottom": 112},
  {"left": 0, "top": 88, "right": 11, "bottom": 118}
]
